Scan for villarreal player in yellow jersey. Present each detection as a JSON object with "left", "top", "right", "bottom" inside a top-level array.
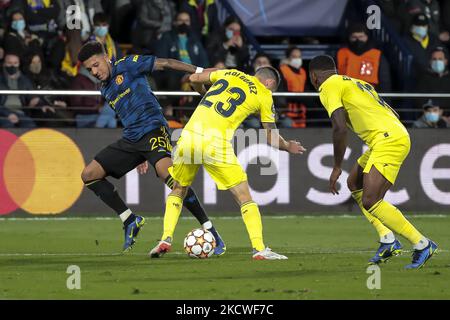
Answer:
[
  {"left": 149, "top": 66, "right": 306, "bottom": 260},
  {"left": 309, "top": 55, "right": 437, "bottom": 269}
]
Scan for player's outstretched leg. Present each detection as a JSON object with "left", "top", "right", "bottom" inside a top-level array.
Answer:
[
  {"left": 149, "top": 181, "right": 188, "bottom": 258},
  {"left": 347, "top": 163, "right": 401, "bottom": 264},
  {"left": 362, "top": 166, "right": 438, "bottom": 269},
  {"left": 81, "top": 160, "right": 145, "bottom": 252},
  {"left": 156, "top": 157, "right": 226, "bottom": 255},
  {"left": 229, "top": 182, "right": 287, "bottom": 260}
]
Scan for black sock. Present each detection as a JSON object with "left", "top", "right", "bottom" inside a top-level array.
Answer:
[
  {"left": 86, "top": 179, "right": 129, "bottom": 216},
  {"left": 165, "top": 175, "right": 209, "bottom": 225},
  {"left": 123, "top": 214, "right": 136, "bottom": 226}
]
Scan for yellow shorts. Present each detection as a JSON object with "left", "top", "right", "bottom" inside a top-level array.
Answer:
[
  {"left": 169, "top": 131, "right": 247, "bottom": 190},
  {"left": 357, "top": 135, "right": 410, "bottom": 184}
]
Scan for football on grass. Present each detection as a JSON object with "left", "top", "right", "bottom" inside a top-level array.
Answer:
[{"left": 184, "top": 228, "right": 216, "bottom": 258}]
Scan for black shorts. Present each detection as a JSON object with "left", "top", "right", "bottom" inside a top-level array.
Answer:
[{"left": 95, "top": 126, "right": 173, "bottom": 179}]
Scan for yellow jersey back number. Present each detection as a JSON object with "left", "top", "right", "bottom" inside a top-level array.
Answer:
[{"left": 200, "top": 79, "right": 246, "bottom": 117}]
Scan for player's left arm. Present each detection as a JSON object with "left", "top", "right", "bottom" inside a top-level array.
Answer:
[
  {"left": 261, "top": 122, "right": 306, "bottom": 154},
  {"left": 329, "top": 107, "right": 348, "bottom": 195},
  {"left": 153, "top": 58, "right": 201, "bottom": 74}
]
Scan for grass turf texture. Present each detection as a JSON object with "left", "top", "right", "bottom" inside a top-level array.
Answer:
[{"left": 0, "top": 215, "right": 449, "bottom": 300}]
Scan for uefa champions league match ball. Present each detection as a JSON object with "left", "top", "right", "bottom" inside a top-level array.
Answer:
[{"left": 184, "top": 228, "right": 216, "bottom": 259}]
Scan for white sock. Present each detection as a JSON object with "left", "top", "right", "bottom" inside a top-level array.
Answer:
[
  {"left": 413, "top": 237, "right": 429, "bottom": 250},
  {"left": 119, "top": 209, "right": 132, "bottom": 223},
  {"left": 380, "top": 232, "right": 396, "bottom": 244},
  {"left": 202, "top": 220, "right": 212, "bottom": 229}
]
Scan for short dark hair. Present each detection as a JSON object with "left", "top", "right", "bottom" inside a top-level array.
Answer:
[
  {"left": 432, "top": 46, "right": 449, "bottom": 59},
  {"left": 78, "top": 41, "right": 106, "bottom": 63},
  {"left": 285, "top": 46, "right": 300, "bottom": 58},
  {"left": 253, "top": 52, "right": 271, "bottom": 63},
  {"left": 309, "top": 55, "right": 337, "bottom": 73},
  {"left": 224, "top": 15, "right": 240, "bottom": 28},
  {"left": 255, "top": 65, "right": 281, "bottom": 89},
  {"left": 347, "top": 22, "right": 368, "bottom": 36},
  {"left": 93, "top": 12, "right": 110, "bottom": 25},
  {"left": 176, "top": 11, "right": 191, "bottom": 19}
]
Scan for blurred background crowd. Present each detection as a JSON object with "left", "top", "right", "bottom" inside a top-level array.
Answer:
[{"left": 0, "top": 0, "right": 449, "bottom": 129}]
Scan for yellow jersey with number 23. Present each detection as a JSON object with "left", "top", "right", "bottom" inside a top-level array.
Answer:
[
  {"left": 184, "top": 69, "right": 276, "bottom": 141},
  {"left": 319, "top": 74, "right": 408, "bottom": 148}
]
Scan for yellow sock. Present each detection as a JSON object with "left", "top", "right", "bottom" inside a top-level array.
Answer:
[
  {"left": 241, "top": 201, "right": 265, "bottom": 252},
  {"left": 161, "top": 194, "right": 183, "bottom": 241},
  {"left": 352, "top": 190, "right": 392, "bottom": 238},
  {"left": 368, "top": 200, "right": 423, "bottom": 245}
]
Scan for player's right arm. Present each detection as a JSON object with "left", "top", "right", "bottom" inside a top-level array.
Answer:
[
  {"left": 261, "top": 122, "right": 305, "bottom": 154},
  {"left": 189, "top": 68, "right": 221, "bottom": 95},
  {"left": 329, "top": 108, "right": 348, "bottom": 195},
  {"left": 259, "top": 91, "right": 305, "bottom": 154},
  {"left": 319, "top": 77, "right": 347, "bottom": 195}
]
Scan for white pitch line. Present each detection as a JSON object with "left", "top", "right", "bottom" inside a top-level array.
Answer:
[{"left": 0, "top": 214, "right": 449, "bottom": 221}]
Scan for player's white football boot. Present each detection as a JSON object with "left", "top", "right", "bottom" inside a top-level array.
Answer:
[
  {"left": 149, "top": 237, "right": 172, "bottom": 258},
  {"left": 252, "top": 247, "right": 288, "bottom": 260}
]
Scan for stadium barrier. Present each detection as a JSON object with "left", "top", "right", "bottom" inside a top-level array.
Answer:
[
  {"left": 1, "top": 127, "right": 449, "bottom": 217},
  {"left": 1, "top": 90, "right": 449, "bottom": 126}
]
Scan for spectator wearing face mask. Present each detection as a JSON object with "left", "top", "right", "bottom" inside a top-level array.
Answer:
[
  {"left": 0, "top": 52, "right": 37, "bottom": 128},
  {"left": 90, "top": 13, "right": 122, "bottom": 61},
  {"left": 337, "top": 23, "right": 392, "bottom": 92},
  {"left": 2, "top": 10, "right": 43, "bottom": 60},
  {"left": 56, "top": 0, "right": 103, "bottom": 42},
  {"left": 403, "top": 13, "right": 441, "bottom": 81},
  {"left": 207, "top": 16, "right": 249, "bottom": 70},
  {"left": 10, "top": 0, "right": 60, "bottom": 42},
  {"left": 416, "top": 46, "right": 450, "bottom": 110},
  {"left": 180, "top": 0, "right": 220, "bottom": 42},
  {"left": 155, "top": 11, "right": 209, "bottom": 91},
  {"left": 413, "top": 100, "right": 449, "bottom": 128},
  {"left": 22, "top": 51, "right": 73, "bottom": 127},
  {"left": 403, "top": 0, "right": 446, "bottom": 41},
  {"left": 154, "top": 11, "right": 208, "bottom": 122}
]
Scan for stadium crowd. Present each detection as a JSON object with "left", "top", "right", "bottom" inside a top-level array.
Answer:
[{"left": 0, "top": 0, "right": 449, "bottom": 129}]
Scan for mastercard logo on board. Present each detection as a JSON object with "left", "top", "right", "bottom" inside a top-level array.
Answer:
[{"left": 0, "top": 129, "right": 85, "bottom": 215}]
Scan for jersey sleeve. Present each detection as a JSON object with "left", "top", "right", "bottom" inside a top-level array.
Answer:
[
  {"left": 115, "top": 55, "right": 156, "bottom": 78},
  {"left": 260, "top": 92, "right": 276, "bottom": 123},
  {"left": 319, "top": 77, "right": 345, "bottom": 118},
  {"left": 209, "top": 69, "right": 229, "bottom": 84}
]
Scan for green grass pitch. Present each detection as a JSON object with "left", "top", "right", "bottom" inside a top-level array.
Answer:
[{"left": 1, "top": 214, "right": 449, "bottom": 300}]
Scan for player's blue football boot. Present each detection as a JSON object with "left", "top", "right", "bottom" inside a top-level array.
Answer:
[
  {"left": 123, "top": 216, "right": 146, "bottom": 253},
  {"left": 368, "top": 239, "right": 403, "bottom": 265},
  {"left": 209, "top": 226, "right": 226, "bottom": 256},
  {"left": 405, "top": 239, "right": 438, "bottom": 269}
]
